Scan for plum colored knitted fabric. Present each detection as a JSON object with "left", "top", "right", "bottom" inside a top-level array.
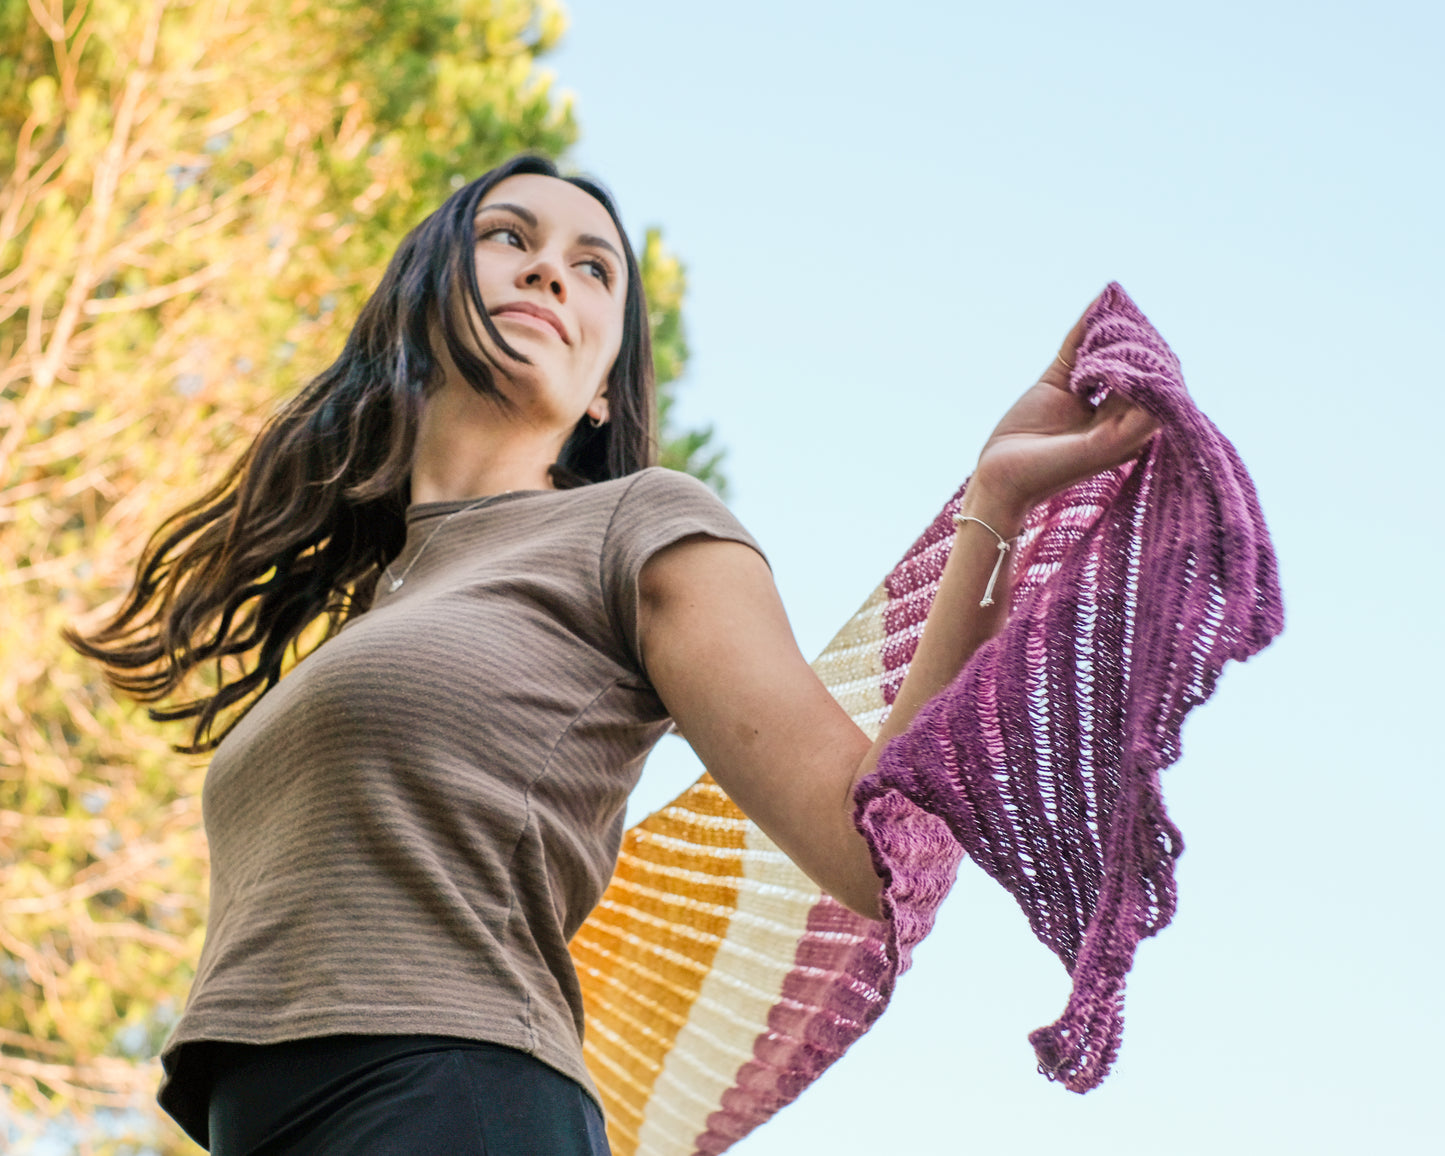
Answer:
[{"left": 853, "top": 281, "right": 1284, "bottom": 1092}]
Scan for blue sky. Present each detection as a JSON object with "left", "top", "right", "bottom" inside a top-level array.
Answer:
[{"left": 549, "top": 2, "right": 1443, "bottom": 1152}]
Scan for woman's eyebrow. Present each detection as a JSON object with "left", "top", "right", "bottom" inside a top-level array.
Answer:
[
  {"left": 476, "top": 203, "right": 621, "bottom": 262},
  {"left": 578, "top": 234, "right": 622, "bottom": 262},
  {"left": 476, "top": 202, "right": 537, "bottom": 225}
]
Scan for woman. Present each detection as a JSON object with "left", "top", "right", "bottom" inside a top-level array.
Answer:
[{"left": 66, "top": 154, "right": 1157, "bottom": 1154}]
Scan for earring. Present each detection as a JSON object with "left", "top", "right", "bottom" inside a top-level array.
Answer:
[{"left": 588, "top": 414, "right": 605, "bottom": 429}]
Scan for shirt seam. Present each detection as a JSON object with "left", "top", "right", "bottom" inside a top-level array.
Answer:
[{"left": 500, "top": 674, "right": 626, "bottom": 1054}]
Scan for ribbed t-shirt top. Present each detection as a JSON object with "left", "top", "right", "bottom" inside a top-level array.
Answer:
[{"left": 156, "top": 466, "right": 766, "bottom": 1143}]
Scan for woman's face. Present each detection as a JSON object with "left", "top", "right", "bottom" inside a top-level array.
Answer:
[{"left": 467, "top": 173, "right": 629, "bottom": 428}]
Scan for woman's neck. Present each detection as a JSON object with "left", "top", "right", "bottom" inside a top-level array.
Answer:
[{"left": 409, "top": 379, "right": 567, "bottom": 504}]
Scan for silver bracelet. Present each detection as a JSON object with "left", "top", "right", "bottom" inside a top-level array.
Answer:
[{"left": 952, "top": 513, "right": 1014, "bottom": 608}]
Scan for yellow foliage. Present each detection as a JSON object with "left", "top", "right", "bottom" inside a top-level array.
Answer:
[{"left": 1, "top": 0, "right": 576, "bottom": 1150}]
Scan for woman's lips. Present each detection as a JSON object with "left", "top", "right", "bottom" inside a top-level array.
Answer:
[{"left": 491, "top": 303, "right": 569, "bottom": 343}]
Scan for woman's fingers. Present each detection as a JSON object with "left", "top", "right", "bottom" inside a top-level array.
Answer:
[
  {"left": 1088, "top": 392, "right": 1160, "bottom": 467},
  {"left": 1042, "top": 288, "right": 1108, "bottom": 391},
  {"left": 987, "top": 378, "right": 1095, "bottom": 443},
  {"left": 1064, "top": 288, "right": 1106, "bottom": 354}
]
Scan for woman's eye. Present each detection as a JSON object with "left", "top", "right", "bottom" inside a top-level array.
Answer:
[
  {"left": 581, "top": 259, "right": 611, "bottom": 285},
  {"left": 479, "top": 225, "right": 524, "bottom": 247}
]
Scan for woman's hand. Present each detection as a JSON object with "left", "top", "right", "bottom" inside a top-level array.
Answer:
[{"left": 967, "top": 293, "right": 1159, "bottom": 527}]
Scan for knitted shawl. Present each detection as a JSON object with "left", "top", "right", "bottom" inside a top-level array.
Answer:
[{"left": 567, "top": 283, "right": 1284, "bottom": 1155}]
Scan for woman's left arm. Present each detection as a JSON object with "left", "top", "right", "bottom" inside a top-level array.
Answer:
[{"left": 637, "top": 295, "right": 1158, "bottom": 921}]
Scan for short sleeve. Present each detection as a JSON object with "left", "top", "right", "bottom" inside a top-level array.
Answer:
[{"left": 600, "top": 467, "right": 769, "bottom": 677}]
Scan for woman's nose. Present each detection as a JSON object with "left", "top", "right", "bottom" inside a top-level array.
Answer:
[{"left": 520, "top": 258, "right": 566, "bottom": 303}]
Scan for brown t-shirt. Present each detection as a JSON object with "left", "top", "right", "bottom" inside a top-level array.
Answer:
[{"left": 156, "top": 467, "right": 765, "bottom": 1139}]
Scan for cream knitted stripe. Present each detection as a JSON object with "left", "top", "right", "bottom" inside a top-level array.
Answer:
[{"left": 634, "top": 822, "right": 822, "bottom": 1155}]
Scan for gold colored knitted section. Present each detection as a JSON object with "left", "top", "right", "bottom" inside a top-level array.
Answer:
[{"left": 572, "top": 776, "right": 748, "bottom": 1156}]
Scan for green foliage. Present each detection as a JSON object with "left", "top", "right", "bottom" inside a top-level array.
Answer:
[
  {"left": 640, "top": 228, "right": 727, "bottom": 495},
  {"left": 0, "top": 1, "right": 722, "bottom": 1151}
]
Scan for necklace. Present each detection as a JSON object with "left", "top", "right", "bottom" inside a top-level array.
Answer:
[{"left": 383, "top": 492, "right": 511, "bottom": 592}]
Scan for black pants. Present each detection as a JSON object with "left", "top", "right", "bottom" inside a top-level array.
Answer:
[{"left": 204, "top": 1035, "right": 612, "bottom": 1155}]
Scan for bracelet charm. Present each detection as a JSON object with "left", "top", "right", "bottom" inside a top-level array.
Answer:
[{"left": 952, "top": 513, "right": 1014, "bottom": 607}]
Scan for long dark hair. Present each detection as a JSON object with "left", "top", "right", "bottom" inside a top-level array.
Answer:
[{"left": 63, "top": 154, "right": 656, "bottom": 754}]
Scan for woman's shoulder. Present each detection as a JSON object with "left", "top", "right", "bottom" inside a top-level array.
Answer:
[
  {"left": 614, "top": 465, "right": 724, "bottom": 503},
  {"left": 603, "top": 467, "right": 737, "bottom": 531},
  {"left": 599, "top": 467, "right": 764, "bottom": 571},
  {"left": 596, "top": 468, "right": 767, "bottom": 654}
]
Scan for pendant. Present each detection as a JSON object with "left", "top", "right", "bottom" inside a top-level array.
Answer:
[{"left": 390, "top": 578, "right": 404, "bottom": 591}]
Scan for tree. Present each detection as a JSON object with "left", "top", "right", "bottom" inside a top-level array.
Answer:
[
  {"left": 0, "top": 1, "right": 720, "bottom": 1150},
  {"left": 644, "top": 228, "right": 726, "bottom": 493}
]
